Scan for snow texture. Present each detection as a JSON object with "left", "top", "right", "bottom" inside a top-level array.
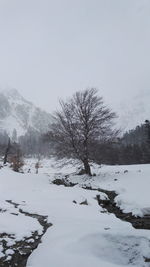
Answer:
[{"left": 0, "top": 159, "right": 149, "bottom": 267}]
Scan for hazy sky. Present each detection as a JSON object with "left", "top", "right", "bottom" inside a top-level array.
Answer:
[{"left": 0, "top": 0, "right": 150, "bottom": 112}]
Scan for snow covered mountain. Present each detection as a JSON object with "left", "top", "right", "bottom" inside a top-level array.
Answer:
[
  {"left": 116, "top": 90, "right": 150, "bottom": 132},
  {"left": 0, "top": 89, "right": 52, "bottom": 137}
]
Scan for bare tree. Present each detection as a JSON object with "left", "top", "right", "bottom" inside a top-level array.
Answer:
[
  {"left": 49, "top": 89, "right": 117, "bottom": 176},
  {"left": 35, "top": 154, "right": 41, "bottom": 174},
  {"left": 3, "top": 138, "right": 11, "bottom": 165}
]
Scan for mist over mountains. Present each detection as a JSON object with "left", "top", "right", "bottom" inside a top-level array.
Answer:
[
  {"left": 116, "top": 90, "right": 150, "bottom": 132},
  {"left": 0, "top": 88, "right": 52, "bottom": 137},
  {"left": 0, "top": 88, "right": 149, "bottom": 138}
]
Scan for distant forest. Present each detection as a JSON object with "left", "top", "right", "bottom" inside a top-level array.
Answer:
[{"left": 0, "top": 120, "right": 150, "bottom": 165}]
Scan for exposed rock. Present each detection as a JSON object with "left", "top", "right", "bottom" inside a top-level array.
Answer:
[
  {"left": 52, "top": 178, "right": 77, "bottom": 187},
  {"left": 79, "top": 199, "right": 88, "bottom": 205}
]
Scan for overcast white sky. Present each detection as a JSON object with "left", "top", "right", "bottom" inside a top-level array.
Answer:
[{"left": 0, "top": 0, "right": 150, "bottom": 112}]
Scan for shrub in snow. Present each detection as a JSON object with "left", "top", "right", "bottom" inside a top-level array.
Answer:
[{"left": 10, "top": 153, "right": 24, "bottom": 173}]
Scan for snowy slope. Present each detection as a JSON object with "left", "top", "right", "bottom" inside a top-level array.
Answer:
[{"left": 0, "top": 88, "right": 53, "bottom": 137}]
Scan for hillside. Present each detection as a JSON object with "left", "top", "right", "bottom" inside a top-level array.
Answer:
[{"left": 0, "top": 89, "right": 52, "bottom": 137}]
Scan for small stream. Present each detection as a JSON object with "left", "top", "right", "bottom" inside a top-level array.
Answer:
[
  {"left": 0, "top": 200, "right": 52, "bottom": 267},
  {"left": 52, "top": 177, "right": 150, "bottom": 230},
  {"left": 82, "top": 185, "right": 150, "bottom": 230}
]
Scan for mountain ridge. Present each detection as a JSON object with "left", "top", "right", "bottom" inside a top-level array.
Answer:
[{"left": 0, "top": 88, "right": 53, "bottom": 137}]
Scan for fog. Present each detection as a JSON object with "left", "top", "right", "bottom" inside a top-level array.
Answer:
[{"left": 0, "top": 0, "right": 150, "bottom": 113}]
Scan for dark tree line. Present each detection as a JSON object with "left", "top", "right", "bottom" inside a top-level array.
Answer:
[
  {"left": 0, "top": 129, "right": 51, "bottom": 162},
  {"left": 18, "top": 129, "right": 51, "bottom": 157},
  {"left": 93, "top": 120, "right": 150, "bottom": 165},
  {"left": 46, "top": 119, "right": 150, "bottom": 166},
  {"left": 0, "top": 131, "right": 10, "bottom": 157},
  {"left": 0, "top": 121, "right": 150, "bottom": 167}
]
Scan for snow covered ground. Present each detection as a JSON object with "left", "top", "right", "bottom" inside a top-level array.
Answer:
[
  {"left": 0, "top": 159, "right": 149, "bottom": 266},
  {"left": 24, "top": 158, "right": 150, "bottom": 217}
]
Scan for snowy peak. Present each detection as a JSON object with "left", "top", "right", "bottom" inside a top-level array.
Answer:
[
  {"left": 117, "top": 90, "right": 150, "bottom": 132},
  {"left": 3, "top": 88, "right": 23, "bottom": 99},
  {"left": 0, "top": 89, "right": 52, "bottom": 137}
]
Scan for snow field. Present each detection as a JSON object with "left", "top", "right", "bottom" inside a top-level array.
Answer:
[{"left": 0, "top": 159, "right": 149, "bottom": 266}]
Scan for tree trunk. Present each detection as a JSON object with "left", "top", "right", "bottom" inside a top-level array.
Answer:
[
  {"left": 3, "top": 138, "right": 11, "bottom": 165},
  {"left": 83, "top": 159, "right": 92, "bottom": 176}
]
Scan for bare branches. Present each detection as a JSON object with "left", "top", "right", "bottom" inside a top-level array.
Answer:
[{"left": 48, "top": 88, "right": 117, "bottom": 175}]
